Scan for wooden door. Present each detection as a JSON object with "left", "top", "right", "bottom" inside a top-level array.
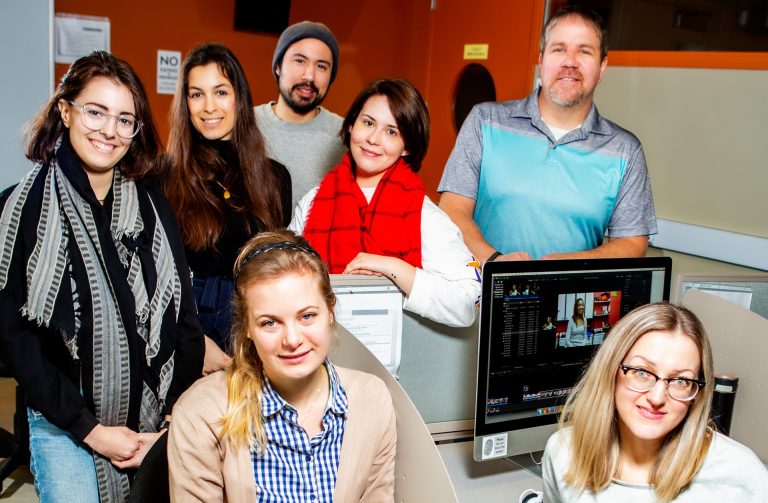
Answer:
[{"left": 419, "top": 0, "right": 545, "bottom": 197}]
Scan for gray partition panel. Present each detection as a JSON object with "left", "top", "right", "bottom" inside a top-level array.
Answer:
[
  {"left": 330, "top": 274, "right": 479, "bottom": 430},
  {"left": 331, "top": 324, "right": 459, "bottom": 502},
  {"left": 397, "top": 313, "right": 478, "bottom": 425},
  {"left": 683, "top": 289, "right": 768, "bottom": 462}
]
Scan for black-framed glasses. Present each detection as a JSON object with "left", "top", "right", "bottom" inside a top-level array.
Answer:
[
  {"left": 68, "top": 101, "right": 142, "bottom": 139},
  {"left": 619, "top": 364, "right": 705, "bottom": 401}
]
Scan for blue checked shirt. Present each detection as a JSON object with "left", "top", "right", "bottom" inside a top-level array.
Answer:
[{"left": 252, "top": 361, "right": 348, "bottom": 502}]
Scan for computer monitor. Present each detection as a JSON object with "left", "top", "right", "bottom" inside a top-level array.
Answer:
[{"left": 473, "top": 257, "right": 672, "bottom": 462}]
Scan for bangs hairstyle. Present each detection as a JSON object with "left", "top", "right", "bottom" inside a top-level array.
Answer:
[
  {"left": 559, "top": 302, "right": 714, "bottom": 502},
  {"left": 341, "top": 78, "right": 430, "bottom": 171},
  {"left": 541, "top": 5, "right": 609, "bottom": 60},
  {"left": 165, "top": 43, "right": 284, "bottom": 251},
  {"left": 219, "top": 230, "right": 335, "bottom": 448},
  {"left": 26, "top": 51, "right": 161, "bottom": 178}
]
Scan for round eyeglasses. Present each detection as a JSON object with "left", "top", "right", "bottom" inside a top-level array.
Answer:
[
  {"left": 68, "top": 101, "right": 143, "bottom": 139},
  {"left": 619, "top": 364, "right": 705, "bottom": 401}
]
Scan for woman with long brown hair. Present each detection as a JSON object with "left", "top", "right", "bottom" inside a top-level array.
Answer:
[
  {"left": 0, "top": 51, "right": 203, "bottom": 502},
  {"left": 563, "top": 297, "right": 587, "bottom": 347},
  {"left": 165, "top": 44, "right": 291, "bottom": 371}
]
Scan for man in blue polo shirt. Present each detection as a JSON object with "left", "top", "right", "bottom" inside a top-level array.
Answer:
[{"left": 438, "top": 6, "right": 656, "bottom": 264}]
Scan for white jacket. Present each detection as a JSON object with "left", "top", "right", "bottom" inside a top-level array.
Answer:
[{"left": 290, "top": 187, "right": 481, "bottom": 327}]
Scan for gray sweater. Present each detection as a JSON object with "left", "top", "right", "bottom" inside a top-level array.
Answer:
[{"left": 254, "top": 102, "right": 346, "bottom": 210}]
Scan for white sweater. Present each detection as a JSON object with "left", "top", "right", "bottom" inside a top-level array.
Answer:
[{"left": 543, "top": 427, "right": 768, "bottom": 502}]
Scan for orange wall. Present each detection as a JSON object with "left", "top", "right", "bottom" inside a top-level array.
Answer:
[
  {"left": 419, "top": 0, "right": 543, "bottom": 195},
  {"left": 55, "top": 0, "right": 433, "bottom": 145},
  {"left": 54, "top": 1, "right": 542, "bottom": 192}
]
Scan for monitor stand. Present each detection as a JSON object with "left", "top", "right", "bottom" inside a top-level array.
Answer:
[{"left": 504, "top": 451, "right": 544, "bottom": 478}]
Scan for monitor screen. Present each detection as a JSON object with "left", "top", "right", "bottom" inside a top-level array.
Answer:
[{"left": 474, "top": 257, "right": 672, "bottom": 462}]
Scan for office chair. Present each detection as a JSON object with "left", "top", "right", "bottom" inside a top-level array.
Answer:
[{"left": 0, "top": 365, "right": 29, "bottom": 495}]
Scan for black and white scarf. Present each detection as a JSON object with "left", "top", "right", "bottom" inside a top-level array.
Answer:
[{"left": 0, "top": 139, "right": 181, "bottom": 502}]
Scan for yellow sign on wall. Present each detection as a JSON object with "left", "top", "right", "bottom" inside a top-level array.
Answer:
[{"left": 463, "top": 44, "right": 489, "bottom": 60}]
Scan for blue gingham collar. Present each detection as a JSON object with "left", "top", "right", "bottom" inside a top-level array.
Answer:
[{"left": 261, "top": 359, "right": 349, "bottom": 418}]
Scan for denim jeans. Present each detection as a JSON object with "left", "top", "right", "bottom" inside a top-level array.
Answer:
[{"left": 27, "top": 408, "right": 99, "bottom": 503}]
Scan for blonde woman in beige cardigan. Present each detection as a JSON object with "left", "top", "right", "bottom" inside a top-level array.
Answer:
[{"left": 169, "top": 231, "right": 396, "bottom": 502}]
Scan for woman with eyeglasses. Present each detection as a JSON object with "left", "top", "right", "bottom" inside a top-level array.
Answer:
[
  {"left": 542, "top": 302, "right": 768, "bottom": 502},
  {"left": 164, "top": 43, "right": 291, "bottom": 373},
  {"left": 0, "top": 52, "right": 204, "bottom": 502}
]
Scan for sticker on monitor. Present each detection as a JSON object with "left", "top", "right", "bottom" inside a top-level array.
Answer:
[{"left": 481, "top": 433, "right": 508, "bottom": 460}]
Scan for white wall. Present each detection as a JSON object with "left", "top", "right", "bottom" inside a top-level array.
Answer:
[
  {"left": 595, "top": 66, "right": 768, "bottom": 271},
  {"left": 0, "top": 0, "right": 53, "bottom": 189}
]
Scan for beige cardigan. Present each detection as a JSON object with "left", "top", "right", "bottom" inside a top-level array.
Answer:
[{"left": 168, "top": 366, "right": 396, "bottom": 502}]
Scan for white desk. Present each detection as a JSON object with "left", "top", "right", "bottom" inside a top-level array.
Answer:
[{"left": 437, "top": 441, "right": 543, "bottom": 502}]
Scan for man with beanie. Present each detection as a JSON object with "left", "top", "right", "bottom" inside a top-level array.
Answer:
[{"left": 255, "top": 20, "right": 347, "bottom": 209}]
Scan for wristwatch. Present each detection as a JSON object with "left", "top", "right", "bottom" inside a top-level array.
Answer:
[
  {"left": 158, "top": 418, "right": 171, "bottom": 431},
  {"left": 486, "top": 251, "right": 501, "bottom": 263}
]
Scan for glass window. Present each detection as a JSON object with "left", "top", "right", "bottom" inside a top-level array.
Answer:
[{"left": 549, "top": 0, "right": 768, "bottom": 52}]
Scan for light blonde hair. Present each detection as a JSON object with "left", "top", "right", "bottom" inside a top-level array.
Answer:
[
  {"left": 559, "top": 302, "right": 714, "bottom": 502},
  {"left": 218, "top": 230, "right": 336, "bottom": 449}
]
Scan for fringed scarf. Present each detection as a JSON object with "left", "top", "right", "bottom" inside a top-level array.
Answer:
[
  {"left": 303, "top": 153, "right": 424, "bottom": 273},
  {"left": 0, "top": 138, "right": 181, "bottom": 502}
]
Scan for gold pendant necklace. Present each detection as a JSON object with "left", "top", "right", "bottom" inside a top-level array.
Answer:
[{"left": 214, "top": 180, "right": 231, "bottom": 200}]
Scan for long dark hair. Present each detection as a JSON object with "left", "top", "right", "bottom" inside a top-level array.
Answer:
[
  {"left": 572, "top": 297, "right": 585, "bottom": 325},
  {"left": 26, "top": 51, "right": 161, "bottom": 179},
  {"left": 341, "top": 78, "right": 430, "bottom": 171},
  {"left": 165, "top": 43, "right": 283, "bottom": 251}
]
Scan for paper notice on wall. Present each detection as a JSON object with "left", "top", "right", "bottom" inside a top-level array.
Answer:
[
  {"left": 55, "top": 14, "right": 110, "bottom": 64},
  {"left": 463, "top": 43, "right": 489, "bottom": 60},
  {"left": 157, "top": 50, "right": 181, "bottom": 95}
]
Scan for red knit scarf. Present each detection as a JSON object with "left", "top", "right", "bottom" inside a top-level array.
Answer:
[{"left": 303, "top": 153, "right": 424, "bottom": 273}]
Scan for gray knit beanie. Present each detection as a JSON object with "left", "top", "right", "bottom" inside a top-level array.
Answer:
[{"left": 272, "top": 21, "right": 339, "bottom": 84}]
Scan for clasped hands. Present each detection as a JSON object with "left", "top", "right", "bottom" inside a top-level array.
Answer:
[{"left": 84, "top": 423, "right": 165, "bottom": 469}]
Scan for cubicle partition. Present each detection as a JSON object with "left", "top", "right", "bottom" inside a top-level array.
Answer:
[
  {"left": 331, "top": 275, "right": 479, "bottom": 437},
  {"left": 331, "top": 324, "right": 460, "bottom": 502},
  {"left": 673, "top": 273, "right": 768, "bottom": 320},
  {"left": 683, "top": 289, "right": 768, "bottom": 462},
  {"left": 397, "top": 315, "right": 478, "bottom": 436}
]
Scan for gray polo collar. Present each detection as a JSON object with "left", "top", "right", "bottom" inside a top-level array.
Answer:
[{"left": 510, "top": 87, "right": 614, "bottom": 140}]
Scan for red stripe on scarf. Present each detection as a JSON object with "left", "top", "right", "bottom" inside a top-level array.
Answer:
[{"left": 304, "top": 153, "right": 424, "bottom": 273}]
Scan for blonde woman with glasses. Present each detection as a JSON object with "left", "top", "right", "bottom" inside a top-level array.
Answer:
[{"left": 543, "top": 302, "right": 768, "bottom": 502}]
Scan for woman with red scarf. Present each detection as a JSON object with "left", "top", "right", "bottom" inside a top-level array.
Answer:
[{"left": 290, "top": 79, "right": 479, "bottom": 327}]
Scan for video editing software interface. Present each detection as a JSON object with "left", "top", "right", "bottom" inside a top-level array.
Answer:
[{"left": 480, "top": 264, "right": 668, "bottom": 434}]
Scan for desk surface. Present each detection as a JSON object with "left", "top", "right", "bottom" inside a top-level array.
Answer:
[{"left": 437, "top": 441, "right": 543, "bottom": 502}]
